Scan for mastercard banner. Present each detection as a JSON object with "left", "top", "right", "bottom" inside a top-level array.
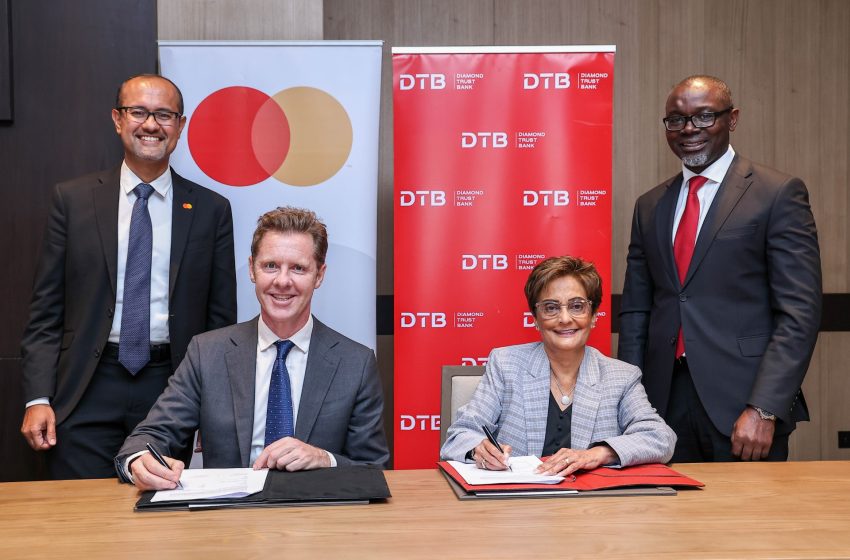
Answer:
[
  {"left": 392, "top": 46, "right": 615, "bottom": 469},
  {"left": 159, "top": 41, "right": 382, "bottom": 349}
]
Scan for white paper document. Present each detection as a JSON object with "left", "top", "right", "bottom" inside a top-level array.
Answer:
[
  {"left": 151, "top": 468, "right": 269, "bottom": 502},
  {"left": 448, "top": 456, "right": 564, "bottom": 485}
]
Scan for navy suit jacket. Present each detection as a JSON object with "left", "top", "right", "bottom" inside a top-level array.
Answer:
[
  {"left": 619, "top": 155, "right": 821, "bottom": 436},
  {"left": 21, "top": 166, "right": 237, "bottom": 425}
]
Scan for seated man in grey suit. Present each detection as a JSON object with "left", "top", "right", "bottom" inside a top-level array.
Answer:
[{"left": 116, "top": 206, "right": 389, "bottom": 490}]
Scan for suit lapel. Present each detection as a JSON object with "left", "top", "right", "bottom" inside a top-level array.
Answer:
[
  {"left": 92, "top": 167, "right": 121, "bottom": 297},
  {"left": 225, "top": 318, "right": 260, "bottom": 467},
  {"left": 684, "top": 156, "right": 753, "bottom": 286},
  {"left": 169, "top": 170, "right": 198, "bottom": 299},
  {"left": 655, "top": 175, "right": 684, "bottom": 289},
  {"left": 295, "top": 319, "right": 339, "bottom": 442},
  {"left": 570, "top": 348, "right": 602, "bottom": 450},
  {"left": 523, "top": 344, "right": 552, "bottom": 456}
]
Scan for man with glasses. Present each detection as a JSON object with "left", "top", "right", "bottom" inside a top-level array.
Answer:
[
  {"left": 20, "top": 74, "right": 237, "bottom": 478},
  {"left": 619, "top": 75, "right": 821, "bottom": 462}
]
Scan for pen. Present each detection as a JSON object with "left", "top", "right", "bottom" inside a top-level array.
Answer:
[
  {"left": 145, "top": 443, "right": 184, "bottom": 489},
  {"left": 481, "top": 425, "right": 512, "bottom": 471}
]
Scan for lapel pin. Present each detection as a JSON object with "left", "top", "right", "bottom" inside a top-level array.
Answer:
[{"left": 182, "top": 203, "right": 193, "bottom": 209}]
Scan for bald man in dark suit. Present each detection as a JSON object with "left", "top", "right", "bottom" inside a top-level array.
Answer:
[{"left": 619, "top": 75, "right": 821, "bottom": 462}]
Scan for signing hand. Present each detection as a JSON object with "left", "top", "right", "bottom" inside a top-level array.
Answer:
[
  {"left": 130, "top": 452, "right": 185, "bottom": 491},
  {"left": 252, "top": 437, "right": 331, "bottom": 471},
  {"left": 21, "top": 404, "right": 57, "bottom": 451},
  {"left": 472, "top": 438, "right": 512, "bottom": 471},
  {"left": 731, "top": 406, "right": 775, "bottom": 461},
  {"left": 536, "top": 445, "right": 617, "bottom": 477}
]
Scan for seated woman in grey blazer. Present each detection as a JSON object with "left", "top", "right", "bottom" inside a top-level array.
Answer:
[{"left": 441, "top": 256, "right": 676, "bottom": 476}]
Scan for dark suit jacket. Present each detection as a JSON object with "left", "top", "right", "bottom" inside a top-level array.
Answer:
[
  {"left": 20, "top": 166, "right": 237, "bottom": 425},
  {"left": 115, "top": 316, "right": 389, "bottom": 478},
  {"left": 618, "top": 155, "right": 821, "bottom": 436}
]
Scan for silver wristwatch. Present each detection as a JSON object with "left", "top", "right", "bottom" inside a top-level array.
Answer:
[{"left": 754, "top": 406, "right": 776, "bottom": 421}]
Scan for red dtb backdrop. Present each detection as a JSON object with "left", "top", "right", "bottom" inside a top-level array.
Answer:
[{"left": 392, "top": 47, "right": 615, "bottom": 469}]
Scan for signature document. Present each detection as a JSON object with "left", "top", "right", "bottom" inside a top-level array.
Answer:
[
  {"left": 151, "top": 468, "right": 269, "bottom": 503},
  {"left": 447, "top": 456, "right": 564, "bottom": 485}
]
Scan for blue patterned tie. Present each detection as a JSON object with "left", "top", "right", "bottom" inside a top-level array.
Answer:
[
  {"left": 265, "top": 340, "right": 296, "bottom": 446},
  {"left": 118, "top": 183, "right": 154, "bottom": 375}
]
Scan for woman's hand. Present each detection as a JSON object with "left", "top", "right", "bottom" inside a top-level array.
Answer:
[
  {"left": 535, "top": 445, "right": 617, "bottom": 476},
  {"left": 472, "top": 438, "right": 513, "bottom": 470}
]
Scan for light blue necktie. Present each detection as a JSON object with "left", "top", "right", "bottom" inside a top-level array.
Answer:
[
  {"left": 118, "top": 183, "right": 154, "bottom": 375},
  {"left": 265, "top": 340, "right": 296, "bottom": 446}
]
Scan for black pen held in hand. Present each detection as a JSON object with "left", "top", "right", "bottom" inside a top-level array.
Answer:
[
  {"left": 481, "top": 425, "right": 512, "bottom": 471},
  {"left": 145, "top": 443, "right": 184, "bottom": 489}
]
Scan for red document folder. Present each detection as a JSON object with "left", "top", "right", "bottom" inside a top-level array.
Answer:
[{"left": 438, "top": 461, "right": 703, "bottom": 499}]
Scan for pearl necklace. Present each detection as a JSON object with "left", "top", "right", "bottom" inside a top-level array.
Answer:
[{"left": 550, "top": 368, "right": 576, "bottom": 406}]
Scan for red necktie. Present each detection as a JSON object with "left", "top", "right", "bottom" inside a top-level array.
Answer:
[{"left": 673, "top": 175, "right": 708, "bottom": 358}]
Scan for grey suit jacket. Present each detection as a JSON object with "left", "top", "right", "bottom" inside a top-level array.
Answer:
[
  {"left": 619, "top": 155, "right": 821, "bottom": 435},
  {"left": 21, "top": 165, "right": 237, "bottom": 424},
  {"left": 115, "top": 316, "right": 389, "bottom": 479},
  {"left": 440, "top": 343, "right": 676, "bottom": 467}
]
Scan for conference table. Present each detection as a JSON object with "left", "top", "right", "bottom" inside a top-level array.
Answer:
[{"left": 2, "top": 461, "right": 849, "bottom": 559}]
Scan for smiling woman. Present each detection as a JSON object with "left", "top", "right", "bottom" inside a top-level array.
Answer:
[{"left": 440, "top": 256, "right": 676, "bottom": 477}]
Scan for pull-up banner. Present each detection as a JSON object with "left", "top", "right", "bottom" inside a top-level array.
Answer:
[{"left": 392, "top": 46, "right": 615, "bottom": 469}]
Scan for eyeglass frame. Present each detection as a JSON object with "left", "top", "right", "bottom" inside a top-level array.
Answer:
[
  {"left": 662, "top": 106, "right": 734, "bottom": 131},
  {"left": 534, "top": 297, "right": 595, "bottom": 319},
  {"left": 116, "top": 106, "right": 183, "bottom": 126}
]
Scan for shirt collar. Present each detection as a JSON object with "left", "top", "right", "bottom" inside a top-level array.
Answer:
[
  {"left": 257, "top": 314, "right": 313, "bottom": 354},
  {"left": 120, "top": 160, "right": 172, "bottom": 199},
  {"left": 681, "top": 144, "right": 736, "bottom": 186}
]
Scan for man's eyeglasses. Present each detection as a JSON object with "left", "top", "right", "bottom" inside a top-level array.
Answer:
[
  {"left": 534, "top": 298, "right": 594, "bottom": 319},
  {"left": 662, "top": 106, "right": 733, "bottom": 131},
  {"left": 117, "top": 106, "right": 182, "bottom": 126}
]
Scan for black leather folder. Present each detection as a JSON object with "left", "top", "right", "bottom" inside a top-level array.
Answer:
[{"left": 134, "top": 466, "right": 391, "bottom": 512}]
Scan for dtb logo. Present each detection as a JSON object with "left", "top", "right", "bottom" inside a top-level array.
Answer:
[
  {"left": 399, "top": 415, "right": 440, "bottom": 431},
  {"left": 523, "top": 312, "right": 536, "bottom": 328},
  {"left": 523, "top": 73, "right": 571, "bottom": 89},
  {"left": 399, "top": 190, "right": 446, "bottom": 207},
  {"left": 461, "top": 357, "right": 489, "bottom": 366},
  {"left": 400, "top": 312, "right": 447, "bottom": 328},
  {"left": 461, "top": 254, "right": 509, "bottom": 270},
  {"left": 522, "top": 190, "right": 570, "bottom": 206},
  {"left": 461, "top": 132, "right": 508, "bottom": 149},
  {"left": 399, "top": 74, "right": 446, "bottom": 90}
]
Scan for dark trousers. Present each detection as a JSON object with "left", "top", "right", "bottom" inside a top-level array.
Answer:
[
  {"left": 47, "top": 351, "right": 172, "bottom": 480},
  {"left": 665, "top": 358, "right": 789, "bottom": 463}
]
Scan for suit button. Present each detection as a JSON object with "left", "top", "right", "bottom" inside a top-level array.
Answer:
[
  {"left": 669, "top": 337, "right": 677, "bottom": 345},
  {"left": 679, "top": 294, "right": 687, "bottom": 302},
  {"left": 94, "top": 349, "right": 101, "bottom": 358},
  {"left": 108, "top": 307, "right": 114, "bottom": 318}
]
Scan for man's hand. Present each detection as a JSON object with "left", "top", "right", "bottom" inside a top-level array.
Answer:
[
  {"left": 20, "top": 404, "right": 57, "bottom": 451},
  {"left": 129, "top": 452, "right": 185, "bottom": 491},
  {"left": 731, "top": 406, "right": 775, "bottom": 461},
  {"left": 252, "top": 437, "right": 331, "bottom": 471}
]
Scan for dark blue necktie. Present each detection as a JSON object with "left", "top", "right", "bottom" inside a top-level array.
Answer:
[
  {"left": 265, "top": 340, "right": 296, "bottom": 446},
  {"left": 118, "top": 183, "right": 154, "bottom": 375}
]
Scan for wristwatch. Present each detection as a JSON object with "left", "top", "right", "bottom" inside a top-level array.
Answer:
[
  {"left": 465, "top": 448, "right": 476, "bottom": 461},
  {"left": 753, "top": 406, "right": 777, "bottom": 421}
]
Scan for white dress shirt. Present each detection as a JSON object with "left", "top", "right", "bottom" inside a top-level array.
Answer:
[
  {"left": 109, "top": 161, "right": 173, "bottom": 344},
  {"left": 671, "top": 145, "right": 736, "bottom": 243}
]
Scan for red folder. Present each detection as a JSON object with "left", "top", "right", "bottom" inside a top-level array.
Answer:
[{"left": 438, "top": 461, "right": 703, "bottom": 497}]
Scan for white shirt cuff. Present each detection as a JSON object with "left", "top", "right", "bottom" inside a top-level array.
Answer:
[
  {"left": 326, "top": 451, "right": 337, "bottom": 467},
  {"left": 26, "top": 397, "right": 50, "bottom": 408},
  {"left": 124, "top": 450, "right": 149, "bottom": 483}
]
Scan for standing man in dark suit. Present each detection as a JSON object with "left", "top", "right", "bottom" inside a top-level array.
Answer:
[
  {"left": 115, "top": 207, "right": 388, "bottom": 490},
  {"left": 619, "top": 75, "right": 821, "bottom": 462},
  {"left": 20, "top": 74, "right": 237, "bottom": 478}
]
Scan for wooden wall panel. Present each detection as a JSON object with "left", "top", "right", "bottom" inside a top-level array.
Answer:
[{"left": 158, "top": 0, "right": 323, "bottom": 40}]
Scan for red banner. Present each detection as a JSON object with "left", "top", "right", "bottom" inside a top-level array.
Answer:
[{"left": 393, "top": 47, "right": 615, "bottom": 469}]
